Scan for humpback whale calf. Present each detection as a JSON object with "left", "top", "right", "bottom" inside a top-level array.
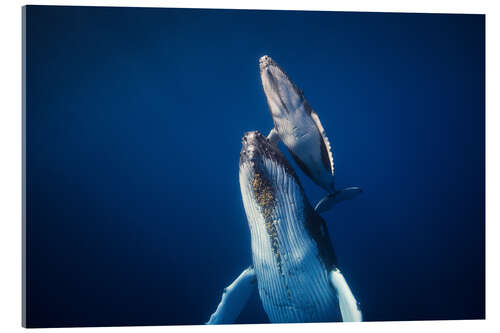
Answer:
[
  {"left": 259, "top": 55, "right": 362, "bottom": 213},
  {"left": 206, "top": 131, "right": 362, "bottom": 324}
]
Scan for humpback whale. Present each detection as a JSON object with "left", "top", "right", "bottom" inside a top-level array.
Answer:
[
  {"left": 206, "top": 131, "right": 362, "bottom": 324},
  {"left": 259, "top": 55, "right": 362, "bottom": 213}
]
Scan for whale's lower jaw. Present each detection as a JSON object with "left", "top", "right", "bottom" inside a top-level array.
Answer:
[{"left": 239, "top": 157, "right": 340, "bottom": 323}]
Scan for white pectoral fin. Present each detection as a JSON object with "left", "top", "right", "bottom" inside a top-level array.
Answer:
[
  {"left": 310, "top": 109, "right": 334, "bottom": 175},
  {"left": 315, "top": 187, "right": 363, "bottom": 213},
  {"left": 206, "top": 266, "right": 257, "bottom": 324},
  {"left": 267, "top": 128, "right": 280, "bottom": 147},
  {"left": 329, "top": 268, "right": 362, "bottom": 322}
]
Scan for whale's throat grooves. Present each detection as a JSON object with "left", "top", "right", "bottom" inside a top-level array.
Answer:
[{"left": 251, "top": 171, "right": 283, "bottom": 275}]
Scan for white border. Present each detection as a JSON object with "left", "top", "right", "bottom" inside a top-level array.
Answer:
[{"left": 1, "top": 1, "right": 498, "bottom": 332}]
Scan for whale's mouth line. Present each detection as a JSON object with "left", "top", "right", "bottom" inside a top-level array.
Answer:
[
  {"left": 259, "top": 56, "right": 296, "bottom": 88},
  {"left": 260, "top": 61, "right": 290, "bottom": 84},
  {"left": 260, "top": 56, "right": 307, "bottom": 117},
  {"left": 262, "top": 69, "right": 292, "bottom": 115}
]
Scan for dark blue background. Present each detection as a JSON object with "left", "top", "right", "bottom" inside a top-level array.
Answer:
[{"left": 25, "top": 6, "right": 485, "bottom": 327}]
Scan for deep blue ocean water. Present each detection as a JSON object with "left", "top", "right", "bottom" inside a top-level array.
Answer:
[{"left": 25, "top": 6, "right": 484, "bottom": 327}]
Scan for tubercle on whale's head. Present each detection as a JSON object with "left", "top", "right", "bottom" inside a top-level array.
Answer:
[
  {"left": 240, "top": 132, "right": 283, "bottom": 169},
  {"left": 239, "top": 131, "right": 299, "bottom": 184},
  {"left": 259, "top": 55, "right": 276, "bottom": 71},
  {"left": 239, "top": 131, "right": 268, "bottom": 165},
  {"left": 259, "top": 55, "right": 306, "bottom": 118}
]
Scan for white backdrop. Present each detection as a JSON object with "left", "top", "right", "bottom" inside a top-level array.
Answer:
[{"left": 0, "top": 1, "right": 498, "bottom": 332}]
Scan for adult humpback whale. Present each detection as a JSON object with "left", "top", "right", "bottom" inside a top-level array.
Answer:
[
  {"left": 206, "top": 131, "right": 362, "bottom": 324},
  {"left": 259, "top": 55, "right": 362, "bottom": 213}
]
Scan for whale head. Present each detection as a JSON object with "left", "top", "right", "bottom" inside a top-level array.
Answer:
[
  {"left": 239, "top": 131, "right": 302, "bottom": 226},
  {"left": 259, "top": 55, "right": 308, "bottom": 119},
  {"left": 239, "top": 130, "right": 299, "bottom": 191}
]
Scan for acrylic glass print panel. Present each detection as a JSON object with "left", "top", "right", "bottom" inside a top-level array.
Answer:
[{"left": 22, "top": 5, "right": 485, "bottom": 328}]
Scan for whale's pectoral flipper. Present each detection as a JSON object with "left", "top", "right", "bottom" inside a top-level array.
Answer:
[
  {"left": 267, "top": 128, "right": 280, "bottom": 147},
  {"left": 314, "top": 187, "right": 363, "bottom": 213},
  {"left": 329, "top": 268, "right": 362, "bottom": 322},
  {"left": 206, "top": 266, "right": 257, "bottom": 324},
  {"left": 309, "top": 109, "right": 334, "bottom": 175}
]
